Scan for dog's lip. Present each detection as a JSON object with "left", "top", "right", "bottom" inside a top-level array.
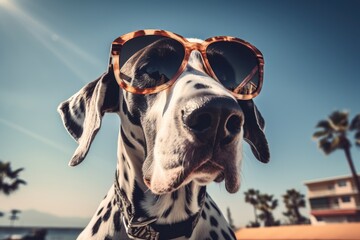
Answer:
[
  {"left": 175, "top": 159, "right": 223, "bottom": 188},
  {"left": 144, "top": 159, "right": 223, "bottom": 194},
  {"left": 193, "top": 159, "right": 224, "bottom": 173}
]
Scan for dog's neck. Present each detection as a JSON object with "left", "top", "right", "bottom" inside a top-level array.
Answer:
[{"left": 114, "top": 127, "right": 206, "bottom": 238}]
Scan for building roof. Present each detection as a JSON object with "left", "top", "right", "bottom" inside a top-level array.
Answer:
[
  {"left": 235, "top": 223, "right": 360, "bottom": 240},
  {"left": 304, "top": 174, "right": 360, "bottom": 185}
]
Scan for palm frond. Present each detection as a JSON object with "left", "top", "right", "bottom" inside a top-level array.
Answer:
[
  {"left": 354, "top": 131, "right": 360, "bottom": 147},
  {"left": 7, "top": 168, "right": 25, "bottom": 179},
  {"left": 312, "top": 130, "right": 331, "bottom": 139},
  {"left": 328, "top": 111, "right": 349, "bottom": 131},
  {"left": 315, "top": 120, "right": 332, "bottom": 130},
  {"left": 350, "top": 114, "right": 360, "bottom": 131},
  {"left": 318, "top": 138, "right": 337, "bottom": 155},
  {"left": 0, "top": 162, "right": 10, "bottom": 172}
]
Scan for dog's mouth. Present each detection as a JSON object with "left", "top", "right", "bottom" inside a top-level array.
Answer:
[
  {"left": 144, "top": 159, "right": 223, "bottom": 194},
  {"left": 144, "top": 144, "right": 241, "bottom": 195},
  {"left": 185, "top": 159, "right": 224, "bottom": 185}
]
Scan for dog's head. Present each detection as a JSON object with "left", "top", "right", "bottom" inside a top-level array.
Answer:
[{"left": 58, "top": 37, "right": 269, "bottom": 195}]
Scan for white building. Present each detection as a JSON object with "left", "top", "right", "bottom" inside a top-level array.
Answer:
[{"left": 304, "top": 175, "right": 360, "bottom": 224}]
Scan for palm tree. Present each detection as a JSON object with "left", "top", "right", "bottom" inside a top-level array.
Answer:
[
  {"left": 9, "top": 209, "right": 21, "bottom": 227},
  {"left": 350, "top": 114, "right": 360, "bottom": 146},
  {"left": 244, "top": 189, "right": 260, "bottom": 226},
  {"left": 282, "top": 189, "right": 308, "bottom": 225},
  {"left": 0, "top": 161, "right": 26, "bottom": 195},
  {"left": 313, "top": 111, "right": 360, "bottom": 200},
  {"left": 257, "top": 194, "right": 280, "bottom": 227}
]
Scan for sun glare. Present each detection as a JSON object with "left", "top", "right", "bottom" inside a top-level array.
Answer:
[
  {"left": 0, "top": 0, "right": 9, "bottom": 6},
  {"left": 0, "top": 0, "right": 16, "bottom": 10}
]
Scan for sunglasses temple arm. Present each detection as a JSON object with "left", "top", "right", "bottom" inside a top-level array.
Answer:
[{"left": 233, "top": 65, "right": 259, "bottom": 93}]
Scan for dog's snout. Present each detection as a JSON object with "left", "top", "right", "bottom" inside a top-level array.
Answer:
[{"left": 182, "top": 98, "right": 243, "bottom": 145}]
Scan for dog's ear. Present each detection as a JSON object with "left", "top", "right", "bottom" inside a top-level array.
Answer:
[
  {"left": 58, "top": 67, "right": 119, "bottom": 166},
  {"left": 238, "top": 100, "right": 270, "bottom": 163}
]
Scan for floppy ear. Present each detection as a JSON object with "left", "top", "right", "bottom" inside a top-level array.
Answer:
[
  {"left": 58, "top": 67, "right": 119, "bottom": 166},
  {"left": 238, "top": 100, "right": 270, "bottom": 163}
]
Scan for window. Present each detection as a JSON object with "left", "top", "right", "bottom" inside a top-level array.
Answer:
[
  {"left": 338, "top": 180, "right": 347, "bottom": 187},
  {"left": 310, "top": 197, "right": 330, "bottom": 209},
  {"left": 341, "top": 196, "right": 351, "bottom": 203}
]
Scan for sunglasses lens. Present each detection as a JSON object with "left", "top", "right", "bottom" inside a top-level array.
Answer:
[
  {"left": 206, "top": 41, "right": 260, "bottom": 96},
  {"left": 119, "top": 35, "right": 185, "bottom": 89}
]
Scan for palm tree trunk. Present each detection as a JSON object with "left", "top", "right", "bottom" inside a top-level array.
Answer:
[
  {"left": 294, "top": 208, "right": 301, "bottom": 224},
  {"left": 343, "top": 147, "right": 360, "bottom": 201},
  {"left": 253, "top": 207, "right": 258, "bottom": 224}
]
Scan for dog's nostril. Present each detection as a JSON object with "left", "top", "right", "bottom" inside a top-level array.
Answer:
[
  {"left": 188, "top": 112, "right": 212, "bottom": 132},
  {"left": 226, "top": 115, "right": 242, "bottom": 134}
]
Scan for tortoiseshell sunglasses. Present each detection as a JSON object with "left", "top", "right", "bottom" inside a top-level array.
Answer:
[{"left": 111, "top": 29, "right": 264, "bottom": 100}]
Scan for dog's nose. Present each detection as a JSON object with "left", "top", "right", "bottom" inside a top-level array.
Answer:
[{"left": 182, "top": 98, "right": 243, "bottom": 145}]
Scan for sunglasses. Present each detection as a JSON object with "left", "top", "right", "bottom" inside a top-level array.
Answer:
[{"left": 111, "top": 30, "right": 264, "bottom": 100}]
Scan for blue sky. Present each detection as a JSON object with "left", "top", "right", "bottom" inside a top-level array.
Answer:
[{"left": 0, "top": 0, "right": 359, "bottom": 228}]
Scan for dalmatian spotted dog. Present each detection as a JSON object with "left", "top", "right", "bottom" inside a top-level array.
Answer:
[{"left": 58, "top": 30, "right": 270, "bottom": 240}]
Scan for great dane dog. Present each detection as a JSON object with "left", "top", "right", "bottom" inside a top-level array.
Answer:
[{"left": 58, "top": 30, "right": 269, "bottom": 240}]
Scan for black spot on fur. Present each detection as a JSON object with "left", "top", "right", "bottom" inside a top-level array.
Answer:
[
  {"left": 104, "top": 236, "right": 111, "bottom": 240},
  {"left": 185, "top": 206, "right": 192, "bottom": 215},
  {"left": 97, "top": 207, "right": 103, "bottom": 216},
  {"left": 132, "top": 181, "right": 147, "bottom": 218},
  {"left": 119, "top": 188, "right": 127, "bottom": 200},
  {"left": 186, "top": 80, "right": 193, "bottom": 84},
  {"left": 121, "top": 128, "right": 135, "bottom": 149},
  {"left": 122, "top": 154, "right": 126, "bottom": 162},
  {"left": 210, "top": 201, "right": 221, "bottom": 216},
  {"left": 210, "top": 230, "right": 219, "bottom": 240},
  {"left": 171, "top": 191, "right": 178, "bottom": 201},
  {"left": 201, "top": 210, "right": 207, "bottom": 220},
  {"left": 162, "top": 205, "right": 173, "bottom": 218},
  {"left": 137, "top": 137, "right": 145, "bottom": 146},
  {"left": 228, "top": 227, "right": 236, "bottom": 239},
  {"left": 197, "top": 186, "right": 206, "bottom": 206},
  {"left": 194, "top": 83, "right": 210, "bottom": 89},
  {"left": 113, "top": 210, "right": 121, "bottom": 232},
  {"left": 210, "top": 216, "right": 219, "bottom": 227},
  {"left": 103, "top": 208, "right": 111, "bottom": 222},
  {"left": 185, "top": 184, "right": 192, "bottom": 205},
  {"left": 107, "top": 201, "right": 112, "bottom": 209},
  {"left": 122, "top": 98, "right": 128, "bottom": 115},
  {"left": 92, "top": 217, "right": 102, "bottom": 236},
  {"left": 124, "top": 170, "right": 129, "bottom": 182},
  {"left": 205, "top": 202, "right": 210, "bottom": 209},
  {"left": 221, "top": 229, "right": 232, "bottom": 240},
  {"left": 122, "top": 98, "right": 142, "bottom": 125}
]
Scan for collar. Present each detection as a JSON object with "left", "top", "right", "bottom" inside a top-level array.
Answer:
[{"left": 114, "top": 179, "right": 205, "bottom": 240}]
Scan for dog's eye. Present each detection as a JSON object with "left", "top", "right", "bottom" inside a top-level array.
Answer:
[
  {"left": 135, "top": 59, "right": 169, "bottom": 89},
  {"left": 133, "top": 39, "right": 183, "bottom": 89},
  {"left": 206, "top": 49, "right": 236, "bottom": 91}
]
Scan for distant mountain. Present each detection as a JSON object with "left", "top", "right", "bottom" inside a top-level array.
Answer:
[{"left": 0, "top": 209, "right": 89, "bottom": 228}]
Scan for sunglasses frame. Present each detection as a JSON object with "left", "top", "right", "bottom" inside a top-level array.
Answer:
[{"left": 111, "top": 29, "right": 264, "bottom": 100}]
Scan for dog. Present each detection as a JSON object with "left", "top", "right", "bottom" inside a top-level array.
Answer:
[{"left": 58, "top": 30, "right": 269, "bottom": 240}]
